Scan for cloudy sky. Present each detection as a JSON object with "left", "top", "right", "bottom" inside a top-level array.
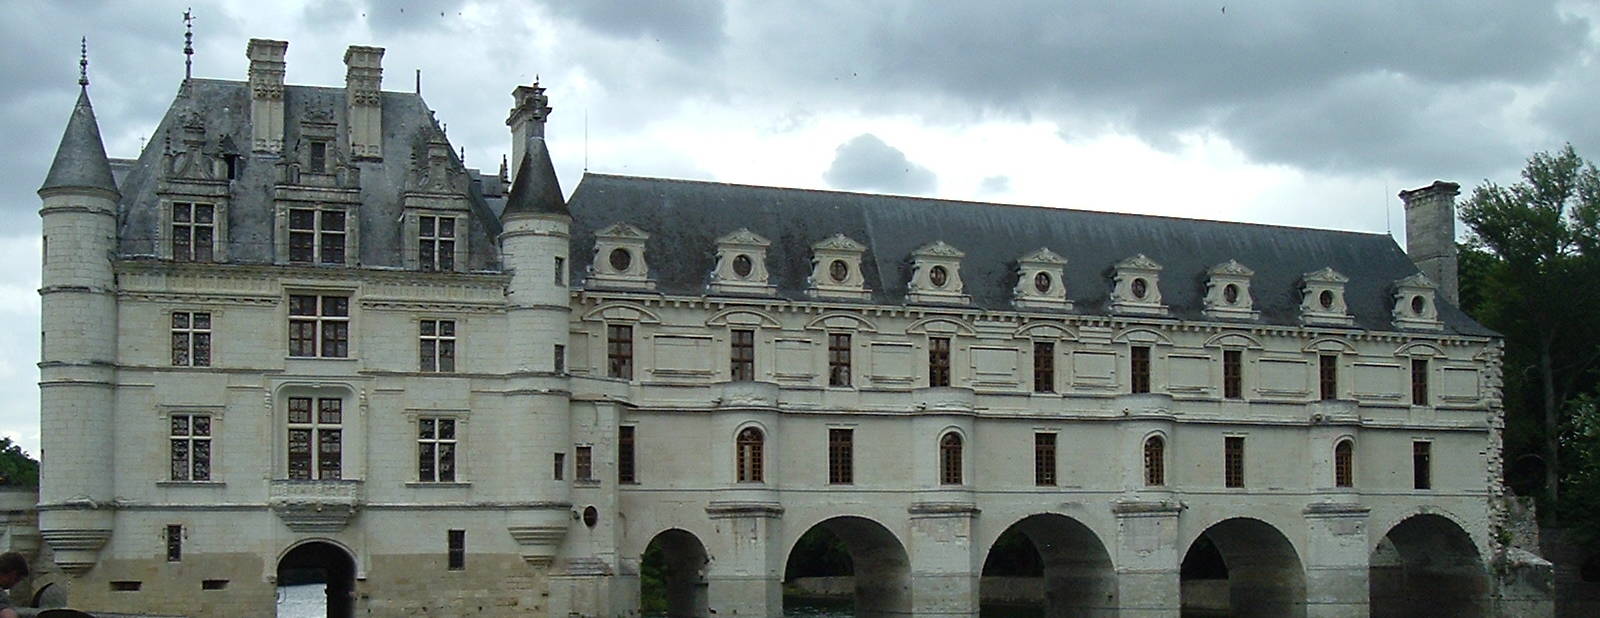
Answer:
[{"left": 2, "top": 0, "right": 1597, "bottom": 457}]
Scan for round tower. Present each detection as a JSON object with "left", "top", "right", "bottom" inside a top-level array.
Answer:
[{"left": 37, "top": 74, "right": 121, "bottom": 575}]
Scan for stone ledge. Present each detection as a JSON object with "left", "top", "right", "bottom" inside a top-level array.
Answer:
[{"left": 705, "top": 500, "right": 783, "bottom": 519}]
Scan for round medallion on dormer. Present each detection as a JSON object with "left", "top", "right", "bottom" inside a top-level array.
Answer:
[
  {"left": 829, "top": 259, "right": 850, "bottom": 283},
  {"left": 930, "top": 265, "right": 949, "bottom": 288},
  {"left": 733, "top": 254, "right": 753, "bottom": 278},
  {"left": 1411, "top": 295, "right": 1426, "bottom": 315},
  {"left": 1320, "top": 290, "right": 1334, "bottom": 309},
  {"left": 1132, "top": 277, "right": 1148, "bottom": 299},
  {"left": 1224, "top": 283, "right": 1239, "bottom": 305},
  {"left": 609, "top": 248, "right": 632, "bottom": 272},
  {"left": 1034, "top": 271, "right": 1052, "bottom": 293}
]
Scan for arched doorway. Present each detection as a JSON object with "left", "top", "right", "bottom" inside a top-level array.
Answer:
[
  {"left": 1180, "top": 518, "right": 1306, "bottom": 617},
  {"left": 1369, "top": 514, "right": 1487, "bottom": 617},
  {"left": 276, "top": 541, "right": 356, "bottom": 618},
  {"left": 639, "top": 529, "right": 709, "bottom": 617},
  {"left": 783, "top": 516, "right": 911, "bottom": 617},
  {"left": 980, "top": 513, "right": 1117, "bottom": 616}
]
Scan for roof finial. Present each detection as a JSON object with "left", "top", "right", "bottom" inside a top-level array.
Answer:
[
  {"left": 183, "top": 8, "right": 195, "bottom": 81},
  {"left": 78, "top": 36, "right": 89, "bottom": 88}
]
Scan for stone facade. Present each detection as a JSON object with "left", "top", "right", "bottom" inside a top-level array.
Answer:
[{"left": 31, "top": 37, "right": 1548, "bottom": 617}]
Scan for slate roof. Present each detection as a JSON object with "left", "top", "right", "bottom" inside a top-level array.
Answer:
[
  {"left": 39, "top": 89, "right": 118, "bottom": 196},
  {"left": 566, "top": 174, "right": 1494, "bottom": 336},
  {"left": 503, "top": 137, "right": 567, "bottom": 217}
]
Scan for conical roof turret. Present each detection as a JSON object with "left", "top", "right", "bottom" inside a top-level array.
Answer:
[
  {"left": 502, "top": 137, "right": 567, "bottom": 218},
  {"left": 39, "top": 89, "right": 118, "bottom": 196}
]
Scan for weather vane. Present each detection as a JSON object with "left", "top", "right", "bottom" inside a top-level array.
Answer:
[
  {"left": 78, "top": 36, "right": 88, "bottom": 88},
  {"left": 183, "top": 8, "right": 195, "bottom": 80}
]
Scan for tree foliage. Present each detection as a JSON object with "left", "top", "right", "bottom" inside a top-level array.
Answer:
[{"left": 0, "top": 437, "right": 38, "bottom": 487}]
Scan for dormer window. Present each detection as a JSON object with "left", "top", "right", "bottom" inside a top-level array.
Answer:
[
  {"left": 309, "top": 140, "right": 329, "bottom": 173},
  {"left": 907, "top": 241, "right": 969, "bottom": 305},
  {"left": 171, "top": 202, "right": 216, "bottom": 263},
  {"left": 1204, "top": 260, "right": 1259, "bottom": 321},
  {"left": 1014, "top": 247, "right": 1070, "bottom": 311},
  {"left": 588, "top": 223, "right": 653, "bottom": 290},
  {"left": 1391, "top": 273, "right": 1443, "bottom": 331},
  {"left": 808, "top": 234, "right": 870, "bottom": 300},
  {"left": 288, "top": 206, "right": 347, "bottom": 265},
  {"left": 609, "top": 248, "right": 631, "bottom": 271},
  {"left": 830, "top": 259, "right": 849, "bottom": 283},
  {"left": 1300, "top": 267, "right": 1353, "bottom": 326},
  {"left": 1110, "top": 254, "right": 1166, "bottom": 316},
  {"left": 418, "top": 215, "right": 456, "bottom": 272},
  {"left": 710, "top": 228, "right": 775, "bottom": 296}
]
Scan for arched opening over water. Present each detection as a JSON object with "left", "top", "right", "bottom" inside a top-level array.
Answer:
[
  {"left": 1180, "top": 518, "right": 1305, "bottom": 617},
  {"left": 980, "top": 513, "right": 1117, "bottom": 616},
  {"left": 1369, "top": 514, "right": 1487, "bottom": 618},
  {"left": 639, "top": 529, "right": 710, "bottom": 617},
  {"left": 276, "top": 540, "right": 356, "bottom": 618},
  {"left": 784, "top": 516, "right": 911, "bottom": 617}
]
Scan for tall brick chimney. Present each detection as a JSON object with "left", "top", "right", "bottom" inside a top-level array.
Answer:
[
  {"left": 344, "top": 45, "right": 384, "bottom": 160},
  {"left": 246, "top": 39, "right": 287, "bottom": 153},
  {"left": 1398, "top": 180, "right": 1461, "bottom": 305}
]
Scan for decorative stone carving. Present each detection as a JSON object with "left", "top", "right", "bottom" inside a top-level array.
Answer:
[
  {"left": 1109, "top": 254, "right": 1167, "bottom": 316},
  {"left": 709, "top": 228, "right": 776, "bottom": 296},
  {"left": 807, "top": 233, "right": 870, "bottom": 300},
  {"left": 268, "top": 479, "right": 364, "bottom": 532},
  {"left": 907, "top": 241, "right": 970, "bottom": 305},
  {"left": 1204, "top": 260, "right": 1259, "bottom": 321},
  {"left": 1391, "top": 272, "right": 1444, "bottom": 331},
  {"left": 587, "top": 223, "right": 653, "bottom": 290},
  {"left": 1013, "top": 247, "right": 1071, "bottom": 311},
  {"left": 1300, "top": 267, "right": 1354, "bottom": 326}
]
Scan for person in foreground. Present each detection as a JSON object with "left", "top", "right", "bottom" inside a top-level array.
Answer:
[{"left": 0, "top": 552, "right": 28, "bottom": 618}]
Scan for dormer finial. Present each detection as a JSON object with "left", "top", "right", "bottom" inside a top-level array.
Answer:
[
  {"left": 78, "top": 37, "right": 88, "bottom": 88},
  {"left": 183, "top": 8, "right": 195, "bottom": 80}
]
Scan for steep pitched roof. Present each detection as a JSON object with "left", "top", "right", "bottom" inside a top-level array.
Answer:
[
  {"left": 39, "top": 89, "right": 118, "bottom": 196},
  {"left": 566, "top": 173, "right": 1494, "bottom": 336},
  {"left": 502, "top": 137, "right": 567, "bottom": 218}
]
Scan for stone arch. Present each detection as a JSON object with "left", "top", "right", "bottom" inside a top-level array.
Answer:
[
  {"left": 1181, "top": 517, "right": 1306, "bottom": 617},
  {"left": 904, "top": 316, "right": 976, "bottom": 336},
  {"left": 783, "top": 515, "right": 911, "bottom": 617},
  {"left": 704, "top": 307, "right": 781, "bottom": 328},
  {"left": 639, "top": 528, "right": 710, "bottom": 618},
  {"left": 276, "top": 539, "right": 358, "bottom": 618},
  {"left": 979, "top": 513, "right": 1117, "bottom": 615},
  {"left": 1370, "top": 513, "right": 1488, "bottom": 617}
]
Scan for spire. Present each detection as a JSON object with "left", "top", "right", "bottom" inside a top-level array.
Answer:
[
  {"left": 183, "top": 8, "right": 194, "bottom": 81},
  {"left": 39, "top": 87, "right": 119, "bottom": 197},
  {"left": 78, "top": 37, "right": 88, "bottom": 88},
  {"left": 502, "top": 137, "right": 566, "bottom": 218}
]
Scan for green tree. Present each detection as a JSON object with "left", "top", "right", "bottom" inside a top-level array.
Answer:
[
  {"left": 0, "top": 437, "right": 38, "bottom": 487},
  {"left": 1459, "top": 144, "right": 1600, "bottom": 507}
]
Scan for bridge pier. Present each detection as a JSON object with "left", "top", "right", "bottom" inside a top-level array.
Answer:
[
  {"left": 704, "top": 501, "right": 784, "bottom": 616},
  {"left": 1113, "top": 499, "right": 1183, "bottom": 617},
  {"left": 907, "top": 502, "right": 981, "bottom": 617},
  {"left": 1304, "top": 502, "right": 1372, "bottom": 618}
]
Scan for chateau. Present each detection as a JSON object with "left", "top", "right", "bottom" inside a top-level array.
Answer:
[{"left": 29, "top": 38, "right": 1551, "bottom": 616}]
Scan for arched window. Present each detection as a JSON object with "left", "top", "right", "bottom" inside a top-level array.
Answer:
[
  {"left": 1144, "top": 436, "right": 1165, "bottom": 486},
  {"left": 940, "top": 433, "right": 963, "bottom": 485},
  {"left": 736, "top": 427, "right": 764, "bottom": 483},
  {"left": 1334, "top": 439, "right": 1354, "bottom": 488}
]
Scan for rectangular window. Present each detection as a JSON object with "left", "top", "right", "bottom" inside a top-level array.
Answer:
[
  {"left": 554, "top": 344, "right": 565, "bottom": 373},
  {"left": 1223, "top": 350, "right": 1243, "bottom": 399},
  {"left": 575, "top": 445, "right": 593, "bottom": 481},
  {"left": 828, "top": 428, "right": 853, "bottom": 485},
  {"left": 1131, "top": 345, "right": 1151, "bottom": 394},
  {"left": 447, "top": 529, "right": 465, "bottom": 571},
  {"left": 417, "top": 215, "right": 456, "bottom": 272},
  {"left": 169, "top": 413, "right": 213, "bottom": 482},
  {"left": 1413, "top": 441, "right": 1432, "bottom": 490},
  {"left": 553, "top": 452, "right": 565, "bottom": 480},
  {"left": 289, "top": 294, "right": 349, "bottom": 358},
  {"left": 1320, "top": 354, "right": 1338, "bottom": 400},
  {"left": 618, "top": 426, "right": 636, "bottom": 484},
  {"left": 287, "top": 207, "right": 346, "bottom": 264},
  {"left": 828, "top": 334, "right": 852, "bottom": 387},
  {"left": 1411, "top": 358, "right": 1429, "bottom": 406},
  {"left": 1034, "top": 342, "right": 1055, "bottom": 393},
  {"left": 731, "top": 329, "right": 756, "bottom": 381},
  {"left": 287, "top": 396, "right": 341, "bottom": 480},
  {"left": 929, "top": 337, "right": 951, "bottom": 387},
  {"left": 1224, "top": 436, "right": 1245, "bottom": 488},
  {"left": 1035, "top": 432, "right": 1057, "bottom": 486},
  {"left": 607, "top": 325, "right": 633, "bottom": 379},
  {"left": 309, "top": 140, "right": 328, "bottom": 173},
  {"left": 171, "top": 202, "right": 214, "bottom": 262},
  {"left": 417, "top": 417, "right": 457, "bottom": 483},
  {"left": 166, "top": 524, "right": 182, "bottom": 562},
  {"left": 554, "top": 256, "right": 565, "bottom": 285},
  {"left": 419, "top": 319, "right": 456, "bottom": 372},
  {"left": 171, "top": 311, "right": 212, "bottom": 367}
]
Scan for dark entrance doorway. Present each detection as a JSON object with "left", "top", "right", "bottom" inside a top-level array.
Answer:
[
  {"left": 276, "top": 541, "right": 356, "bottom": 618},
  {"left": 640, "top": 529, "right": 710, "bottom": 617}
]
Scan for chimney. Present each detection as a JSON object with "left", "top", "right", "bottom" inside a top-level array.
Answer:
[
  {"left": 505, "top": 81, "right": 552, "bottom": 184},
  {"left": 246, "top": 38, "right": 288, "bottom": 153},
  {"left": 344, "top": 45, "right": 384, "bottom": 160},
  {"left": 1398, "top": 180, "right": 1461, "bottom": 305}
]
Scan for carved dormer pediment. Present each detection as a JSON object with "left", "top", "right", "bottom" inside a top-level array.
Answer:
[
  {"left": 1110, "top": 254, "right": 1166, "bottom": 316},
  {"left": 710, "top": 228, "right": 776, "bottom": 296},
  {"left": 1014, "top": 247, "right": 1071, "bottom": 311},
  {"left": 1203, "top": 259, "right": 1259, "bottom": 321},
  {"left": 587, "top": 223, "right": 654, "bottom": 290},
  {"left": 908, "top": 241, "right": 969, "bottom": 305},
  {"left": 1300, "top": 267, "right": 1353, "bottom": 326},
  {"left": 808, "top": 233, "right": 870, "bottom": 300},
  {"left": 1391, "top": 272, "right": 1443, "bottom": 331},
  {"left": 408, "top": 136, "right": 466, "bottom": 196}
]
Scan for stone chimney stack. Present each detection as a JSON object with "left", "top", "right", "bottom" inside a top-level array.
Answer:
[
  {"left": 246, "top": 38, "right": 288, "bottom": 153},
  {"left": 1398, "top": 180, "right": 1461, "bottom": 305},
  {"left": 344, "top": 45, "right": 384, "bottom": 160},
  {"left": 505, "top": 81, "right": 552, "bottom": 184}
]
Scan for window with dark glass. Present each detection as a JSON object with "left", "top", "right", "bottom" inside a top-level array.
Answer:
[
  {"left": 553, "top": 452, "right": 564, "bottom": 480},
  {"left": 288, "top": 294, "right": 349, "bottom": 358},
  {"left": 170, "top": 413, "right": 212, "bottom": 482},
  {"left": 287, "top": 396, "right": 341, "bottom": 480},
  {"left": 1334, "top": 440, "right": 1354, "bottom": 488},
  {"left": 554, "top": 256, "right": 565, "bottom": 285},
  {"left": 940, "top": 433, "right": 963, "bottom": 485},
  {"left": 1320, "top": 354, "right": 1338, "bottom": 400},
  {"left": 1144, "top": 436, "right": 1165, "bottom": 486},
  {"left": 288, "top": 207, "right": 346, "bottom": 264},
  {"left": 929, "top": 337, "right": 951, "bottom": 387},
  {"left": 1411, "top": 358, "right": 1429, "bottom": 406},
  {"left": 309, "top": 140, "right": 328, "bottom": 173},
  {"left": 828, "top": 333, "right": 852, "bottom": 387},
  {"left": 417, "top": 417, "right": 456, "bottom": 483},
  {"left": 1224, "top": 436, "right": 1245, "bottom": 488},
  {"left": 576, "top": 445, "right": 593, "bottom": 481},
  {"left": 828, "top": 428, "right": 853, "bottom": 485},
  {"left": 731, "top": 329, "right": 755, "bottom": 381},
  {"left": 607, "top": 325, "right": 633, "bottom": 379},
  {"left": 171, "top": 311, "right": 211, "bottom": 367},
  {"left": 166, "top": 525, "right": 182, "bottom": 562},
  {"left": 1413, "top": 441, "right": 1431, "bottom": 490},
  {"left": 171, "top": 202, "right": 214, "bottom": 262},
  {"left": 447, "top": 529, "right": 465, "bottom": 570},
  {"left": 1131, "top": 345, "right": 1151, "bottom": 394},
  {"left": 737, "top": 427, "right": 764, "bottom": 483},
  {"left": 1223, "top": 349, "right": 1242, "bottom": 399},
  {"left": 419, "top": 319, "right": 456, "bottom": 372},
  {"left": 1034, "top": 341, "right": 1055, "bottom": 393},
  {"left": 1034, "top": 432, "right": 1056, "bottom": 486},
  {"left": 418, "top": 215, "right": 455, "bottom": 272},
  {"left": 554, "top": 344, "right": 565, "bottom": 374},
  {"left": 619, "top": 426, "right": 636, "bottom": 484}
]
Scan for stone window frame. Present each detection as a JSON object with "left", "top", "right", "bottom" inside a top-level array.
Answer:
[
  {"left": 735, "top": 424, "right": 766, "bottom": 484},
  {"left": 1391, "top": 272, "right": 1444, "bottom": 331},
  {"left": 907, "top": 240, "right": 970, "bottom": 305},
  {"left": 939, "top": 430, "right": 965, "bottom": 486},
  {"left": 575, "top": 443, "right": 595, "bottom": 482},
  {"left": 709, "top": 227, "right": 776, "bottom": 296},
  {"left": 928, "top": 336, "right": 953, "bottom": 388},
  {"left": 403, "top": 406, "right": 472, "bottom": 487},
  {"left": 447, "top": 529, "right": 466, "bottom": 571},
  {"left": 166, "top": 524, "right": 184, "bottom": 562},
  {"left": 169, "top": 309, "right": 214, "bottom": 368},
  {"left": 1033, "top": 340, "right": 1056, "bottom": 394},
  {"left": 1203, "top": 259, "right": 1259, "bottom": 321},
  {"left": 1013, "top": 247, "right": 1071, "bottom": 310},
  {"left": 1109, "top": 254, "right": 1167, "bottom": 316},
  {"left": 618, "top": 425, "right": 637, "bottom": 484},
  {"left": 280, "top": 203, "right": 358, "bottom": 267},
  {"left": 1203, "top": 332, "right": 1263, "bottom": 402},
  {"left": 1034, "top": 431, "right": 1057, "bottom": 487},
  {"left": 168, "top": 201, "right": 219, "bottom": 263},
  {"left": 1223, "top": 434, "right": 1247, "bottom": 489},
  {"left": 807, "top": 233, "right": 871, "bottom": 300},
  {"left": 273, "top": 383, "right": 358, "bottom": 482},
  {"left": 1333, "top": 437, "right": 1355, "bottom": 488},
  {"left": 607, "top": 323, "right": 634, "bottom": 380},
  {"left": 286, "top": 290, "right": 355, "bottom": 359},
  {"left": 414, "top": 415, "right": 461, "bottom": 484},
  {"left": 730, "top": 328, "right": 757, "bottom": 382},
  {"left": 411, "top": 212, "right": 463, "bottom": 273},
  {"left": 156, "top": 196, "right": 230, "bottom": 263},
  {"left": 161, "top": 405, "right": 224, "bottom": 485},
  {"left": 588, "top": 223, "right": 654, "bottom": 290},
  {"left": 418, "top": 317, "right": 458, "bottom": 373},
  {"left": 827, "top": 426, "right": 854, "bottom": 485},
  {"left": 1143, "top": 432, "right": 1167, "bottom": 487},
  {"left": 1299, "top": 267, "right": 1354, "bottom": 326},
  {"left": 1412, "top": 439, "right": 1433, "bottom": 490},
  {"left": 828, "top": 332, "right": 853, "bottom": 388}
]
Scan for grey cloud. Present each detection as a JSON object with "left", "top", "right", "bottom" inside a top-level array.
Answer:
[
  {"left": 357, "top": 0, "right": 470, "bottom": 35},
  {"left": 540, "top": 0, "right": 726, "bottom": 60},
  {"left": 980, "top": 175, "right": 1011, "bottom": 194},
  {"left": 824, "top": 133, "right": 936, "bottom": 195}
]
